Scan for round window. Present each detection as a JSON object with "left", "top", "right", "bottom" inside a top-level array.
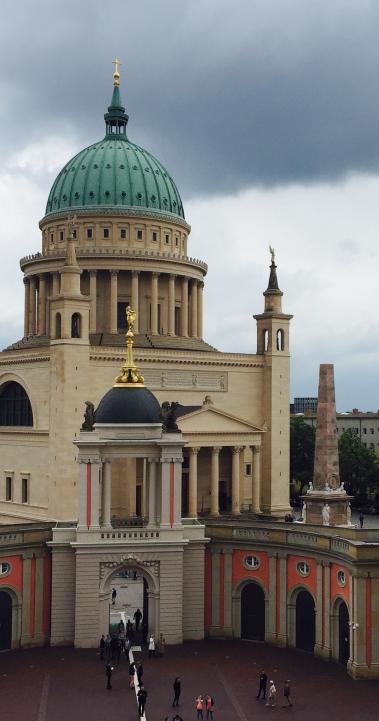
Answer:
[
  {"left": 296, "top": 561, "right": 310, "bottom": 577},
  {"left": 337, "top": 570, "right": 346, "bottom": 587},
  {"left": 0, "top": 561, "right": 11, "bottom": 577},
  {"left": 244, "top": 555, "right": 261, "bottom": 570}
]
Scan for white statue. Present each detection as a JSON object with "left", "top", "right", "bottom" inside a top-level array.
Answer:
[
  {"left": 340, "top": 482, "right": 345, "bottom": 493},
  {"left": 325, "top": 481, "right": 331, "bottom": 493},
  {"left": 347, "top": 503, "right": 352, "bottom": 525},
  {"left": 301, "top": 502, "right": 307, "bottom": 522},
  {"left": 308, "top": 481, "right": 314, "bottom": 493},
  {"left": 322, "top": 503, "right": 330, "bottom": 526}
]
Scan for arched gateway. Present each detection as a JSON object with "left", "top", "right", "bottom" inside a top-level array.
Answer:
[
  {"left": 296, "top": 590, "right": 315, "bottom": 652},
  {"left": 99, "top": 559, "right": 160, "bottom": 641}
]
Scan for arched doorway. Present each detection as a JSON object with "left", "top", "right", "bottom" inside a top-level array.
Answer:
[
  {"left": 0, "top": 591, "right": 12, "bottom": 650},
  {"left": 296, "top": 590, "right": 315, "bottom": 652},
  {"left": 241, "top": 582, "right": 265, "bottom": 641},
  {"left": 338, "top": 601, "right": 350, "bottom": 664},
  {"left": 100, "top": 562, "right": 159, "bottom": 644}
]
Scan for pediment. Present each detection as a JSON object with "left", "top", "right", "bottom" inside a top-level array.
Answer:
[{"left": 177, "top": 405, "right": 264, "bottom": 434}]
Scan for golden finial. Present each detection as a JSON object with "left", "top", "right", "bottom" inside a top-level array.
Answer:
[
  {"left": 114, "top": 306, "right": 144, "bottom": 387},
  {"left": 112, "top": 57, "right": 121, "bottom": 87}
]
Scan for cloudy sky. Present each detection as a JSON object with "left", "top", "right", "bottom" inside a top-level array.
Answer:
[{"left": 1, "top": 0, "right": 379, "bottom": 409}]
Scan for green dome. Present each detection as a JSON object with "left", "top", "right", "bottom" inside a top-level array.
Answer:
[{"left": 45, "top": 82, "right": 185, "bottom": 221}]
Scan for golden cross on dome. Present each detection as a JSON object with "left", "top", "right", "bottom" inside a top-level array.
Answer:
[{"left": 113, "top": 57, "right": 121, "bottom": 85}]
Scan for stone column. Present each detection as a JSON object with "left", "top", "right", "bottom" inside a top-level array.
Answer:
[
  {"left": 168, "top": 274, "right": 176, "bottom": 335},
  {"left": 131, "top": 270, "right": 140, "bottom": 332},
  {"left": 23, "top": 277, "right": 30, "bottom": 336},
  {"left": 160, "top": 459, "right": 170, "bottom": 526},
  {"left": 52, "top": 272, "right": 60, "bottom": 297},
  {"left": 191, "top": 281, "right": 198, "bottom": 338},
  {"left": 89, "top": 270, "right": 97, "bottom": 333},
  {"left": 267, "top": 553, "right": 277, "bottom": 643},
  {"left": 102, "top": 460, "right": 112, "bottom": 529},
  {"left": 110, "top": 271, "right": 118, "bottom": 334},
  {"left": 29, "top": 276, "right": 36, "bottom": 336},
  {"left": 38, "top": 274, "right": 46, "bottom": 336},
  {"left": 232, "top": 447, "right": 241, "bottom": 515},
  {"left": 148, "top": 459, "right": 157, "bottom": 526},
  {"left": 151, "top": 272, "right": 159, "bottom": 334},
  {"left": 181, "top": 277, "right": 189, "bottom": 337},
  {"left": 189, "top": 447, "right": 200, "bottom": 517},
  {"left": 21, "top": 554, "right": 32, "bottom": 644},
  {"left": 252, "top": 446, "right": 261, "bottom": 513},
  {"left": 90, "top": 461, "right": 101, "bottom": 529},
  {"left": 211, "top": 447, "right": 220, "bottom": 516},
  {"left": 197, "top": 281, "right": 204, "bottom": 339},
  {"left": 223, "top": 548, "right": 233, "bottom": 637}
]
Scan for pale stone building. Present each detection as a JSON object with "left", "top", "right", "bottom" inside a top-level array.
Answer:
[
  {"left": 2, "top": 65, "right": 378, "bottom": 681},
  {"left": 0, "top": 67, "right": 292, "bottom": 526}
]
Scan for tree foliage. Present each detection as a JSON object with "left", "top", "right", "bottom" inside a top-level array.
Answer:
[
  {"left": 290, "top": 417, "right": 315, "bottom": 489},
  {"left": 338, "top": 429, "right": 379, "bottom": 504}
]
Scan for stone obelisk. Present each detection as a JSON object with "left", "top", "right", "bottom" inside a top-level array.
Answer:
[{"left": 303, "top": 364, "right": 351, "bottom": 526}]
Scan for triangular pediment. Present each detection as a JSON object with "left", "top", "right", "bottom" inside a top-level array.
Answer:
[{"left": 177, "top": 405, "right": 264, "bottom": 434}]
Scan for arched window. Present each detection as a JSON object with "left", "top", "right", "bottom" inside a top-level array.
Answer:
[
  {"left": 263, "top": 329, "right": 269, "bottom": 352},
  {"left": 0, "top": 382, "right": 33, "bottom": 426},
  {"left": 276, "top": 329, "right": 284, "bottom": 351},
  {"left": 71, "top": 313, "right": 81, "bottom": 338},
  {"left": 55, "top": 313, "right": 61, "bottom": 339}
]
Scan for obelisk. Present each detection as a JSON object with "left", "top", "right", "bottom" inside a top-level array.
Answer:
[{"left": 303, "top": 364, "right": 351, "bottom": 526}]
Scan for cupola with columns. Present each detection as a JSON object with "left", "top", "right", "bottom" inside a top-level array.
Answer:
[{"left": 16, "top": 61, "right": 209, "bottom": 352}]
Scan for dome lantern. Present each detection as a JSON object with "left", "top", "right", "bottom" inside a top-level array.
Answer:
[{"left": 104, "top": 58, "right": 129, "bottom": 139}]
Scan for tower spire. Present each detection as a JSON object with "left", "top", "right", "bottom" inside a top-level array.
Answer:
[
  {"left": 104, "top": 58, "right": 129, "bottom": 138},
  {"left": 114, "top": 307, "right": 144, "bottom": 387},
  {"left": 263, "top": 246, "right": 283, "bottom": 312}
]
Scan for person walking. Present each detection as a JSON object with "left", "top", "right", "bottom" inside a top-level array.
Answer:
[
  {"left": 137, "top": 685, "right": 148, "bottom": 717},
  {"left": 256, "top": 671, "right": 268, "bottom": 700},
  {"left": 195, "top": 695, "right": 204, "bottom": 720},
  {"left": 148, "top": 634, "right": 156, "bottom": 658},
  {"left": 359, "top": 512, "right": 364, "bottom": 528},
  {"left": 265, "top": 680, "right": 277, "bottom": 708},
  {"left": 105, "top": 634, "right": 111, "bottom": 660},
  {"left": 134, "top": 608, "right": 143, "bottom": 631},
  {"left": 137, "top": 661, "right": 144, "bottom": 687},
  {"left": 205, "top": 695, "right": 214, "bottom": 720},
  {"left": 282, "top": 680, "right": 293, "bottom": 707},
  {"left": 173, "top": 677, "right": 181, "bottom": 707},
  {"left": 129, "top": 660, "right": 135, "bottom": 689},
  {"left": 111, "top": 587, "right": 117, "bottom": 605},
  {"left": 105, "top": 662, "right": 114, "bottom": 690},
  {"left": 99, "top": 634, "right": 105, "bottom": 661}
]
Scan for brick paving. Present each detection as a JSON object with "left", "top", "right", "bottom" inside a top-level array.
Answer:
[{"left": 0, "top": 640, "right": 378, "bottom": 721}]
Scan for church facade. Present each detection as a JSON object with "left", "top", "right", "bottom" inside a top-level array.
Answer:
[{"left": 0, "top": 66, "right": 378, "bottom": 680}]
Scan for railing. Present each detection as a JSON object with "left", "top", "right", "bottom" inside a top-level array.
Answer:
[
  {"left": 100, "top": 529, "right": 160, "bottom": 541},
  {"left": 20, "top": 247, "right": 208, "bottom": 271}
]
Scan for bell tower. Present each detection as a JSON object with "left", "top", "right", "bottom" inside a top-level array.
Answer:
[
  {"left": 254, "top": 249, "right": 293, "bottom": 516},
  {"left": 48, "top": 219, "right": 91, "bottom": 518}
]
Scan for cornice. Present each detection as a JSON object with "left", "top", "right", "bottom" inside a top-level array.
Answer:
[
  {"left": 90, "top": 348, "right": 264, "bottom": 368},
  {"left": 39, "top": 206, "right": 191, "bottom": 233},
  {"left": 0, "top": 354, "right": 50, "bottom": 365}
]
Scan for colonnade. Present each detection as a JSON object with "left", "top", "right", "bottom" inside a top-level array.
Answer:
[
  {"left": 187, "top": 444, "right": 261, "bottom": 517},
  {"left": 23, "top": 270, "right": 204, "bottom": 338}
]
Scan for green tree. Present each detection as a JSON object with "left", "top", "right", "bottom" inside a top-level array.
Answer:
[
  {"left": 290, "top": 417, "right": 315, "bottom": 490},
  {"left": 338, "top": 430, "right": 379, "bottom": 505}
]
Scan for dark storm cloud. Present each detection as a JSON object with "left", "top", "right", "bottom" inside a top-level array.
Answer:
[{"left": 2, "top": 0, "right": 379, "bottom": 197}]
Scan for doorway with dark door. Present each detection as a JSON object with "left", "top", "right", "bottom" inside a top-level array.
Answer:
[
  {"left": 338, "top": 601, "right": 350, "bottom": 664},
  {"left": 0, "top": 591, "right": 12, "bottom": 650},
  {"left": 241, "top": 582, "right": 265, "bottom": 641},
  {"left": 295, "top": 589, "right": 315, "bottom": 652}
]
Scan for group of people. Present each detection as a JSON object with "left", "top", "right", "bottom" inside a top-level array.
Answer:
[
  {"left": 195, "top": 694, "right": 215, "bottom": 720},
  {"left": 257, "top": 671, "right": 293, "bottom": 708}
]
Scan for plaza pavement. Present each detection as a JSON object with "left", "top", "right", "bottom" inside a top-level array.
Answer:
[{"left": 0, "top": 639, "right": 378, "bottom": 721}]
